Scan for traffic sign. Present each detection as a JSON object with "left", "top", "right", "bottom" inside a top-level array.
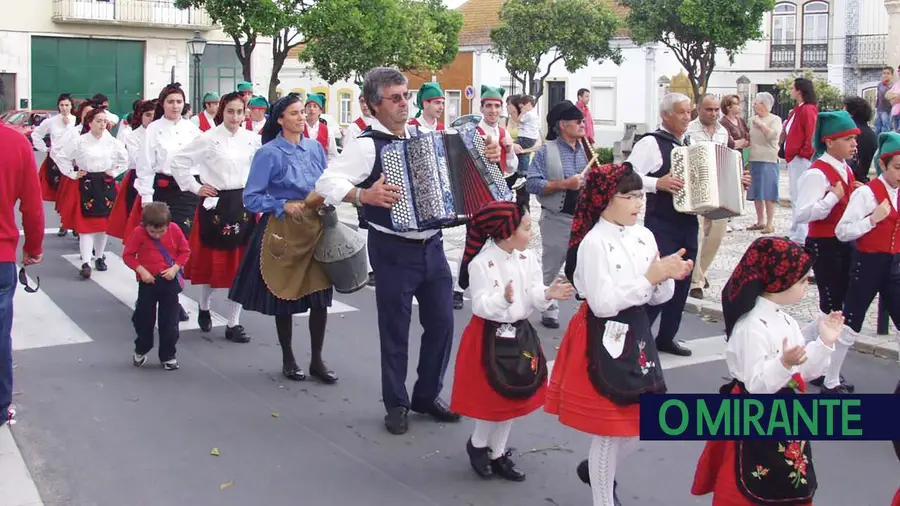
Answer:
[{"left": 464, "top": 85, "right": 475, "bottom": 99}]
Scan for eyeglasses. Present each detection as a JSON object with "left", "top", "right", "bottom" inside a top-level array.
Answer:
[
  {"left": 18, "top": 267, "right": 39, "bottom": 294},
  {"left": 384, "top": 91, "right": 412, "bottom": 104},
  {"left": 615, "top": 192, "right": 645, "bottom": 201}
]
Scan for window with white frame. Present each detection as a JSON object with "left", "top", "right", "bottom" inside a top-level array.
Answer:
[
  {"left": 590, "top": 80, "right": 617, "bottom": 124},
  {"left": 446, "top": 90, "right": 462, "bottom": 124},
  {"left": 772, "top": 3, "right": 797, "bottom": 44},
  {"left": 862, "top": 87, "right": 878, "bottom": 120},
  {"left": 339, "top": 92, "right": 351, "bottom": 124},
  {"left": 802, "top": 1, "right": 829, "bottom": 43}
]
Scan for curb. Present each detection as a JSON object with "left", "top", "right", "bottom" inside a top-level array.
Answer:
[{"left": 683, "top": 297, "right": 899, "bottom": 361}]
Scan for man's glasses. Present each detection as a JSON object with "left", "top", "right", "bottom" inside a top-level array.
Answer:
[
  {"left": 384, "top": 91, "right": 412, "bottom": 104},
  {"left": 18, "top": 267, "right": 39, "bottom": 294}
]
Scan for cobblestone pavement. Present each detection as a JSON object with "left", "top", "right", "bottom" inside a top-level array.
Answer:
[{"left": 336, "top": 166, "right": 899, "bottom": 358}]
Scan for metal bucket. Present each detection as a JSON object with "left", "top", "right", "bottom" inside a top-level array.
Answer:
[{"left": 314, "top": 206, "right": 369, "bottom": 294}]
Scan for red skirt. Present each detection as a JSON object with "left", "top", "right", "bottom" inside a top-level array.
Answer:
[
  {"left": 449, "top": 316, "right": 546, "bottom": 421},
  {"left": 123, "top": 197, "right": 144, "bottom": 242},
  {"left": 544, "top": 303, "right": 640, "bottom": 436},
  {"left": 38, "top": 157, "right": 59, "bottom": 202},
  {"left": 183, "top": 207, "right": 247, "bottom": 288},
  {"left": 56, "top": 176, "right": 115, "bottom": 234},
  {"left": 107, "top": 169, "right": 136, "bottom": 240},
  {"left": 692, "top": 440, "right": 812, "bottom": 506},
  {"left": 892, "top": 487, "right": 900, "bottom": 506}
]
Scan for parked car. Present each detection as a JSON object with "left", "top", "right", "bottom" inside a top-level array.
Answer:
[
  {"left": 450, "top": 113, "right": 508, "bottom": 129},
  {"left": 3, "top": 109, "right": 56, "bottom": 148}
]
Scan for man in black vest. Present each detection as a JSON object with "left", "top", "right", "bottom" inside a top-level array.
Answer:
[{"left": 315, "top": 67, "right": 502, "bottom": 435}]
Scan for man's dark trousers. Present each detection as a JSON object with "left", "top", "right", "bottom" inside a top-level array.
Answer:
[
  {"left": 644, "top": 216, "right": 699, "bottom": 346},
  {"left": 132, "top": 277, "right": 181, "bottom": 361},
  {"left": 0, "top": 263, "right": 17, "bottom": 418}
]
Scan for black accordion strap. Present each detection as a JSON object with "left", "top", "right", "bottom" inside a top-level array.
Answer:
[{"left": 359, "top": 128, "right": 402, "bottom": 141}]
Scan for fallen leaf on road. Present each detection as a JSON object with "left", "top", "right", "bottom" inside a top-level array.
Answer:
[
  {"left": 220, "top": 481, "right": 233, "bottom": 490},
  {"left": 519, "top": 445, "right": 572, "bottom": 455},
  {"left": 422, "top": 450, "right": 440, "bottom": 459},
  {"left": 210, "top": 448, "right": 220, "bottom": 456},
  {"left": 271, "top": 411, "right": 280, "bottom": 418}
]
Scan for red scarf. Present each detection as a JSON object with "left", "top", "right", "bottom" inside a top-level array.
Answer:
[
  {"left": 198, "top": 112, "right": 212, "bottom": 132},
  {"left": 303, "top": 121, "right": 329, "bottom": 152}
]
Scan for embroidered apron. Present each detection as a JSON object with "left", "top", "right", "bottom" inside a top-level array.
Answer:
[
  {"left": 585, "top": 304, "right": 667, "bottom": 405},
  {"left": 481, "top": 318, "right": 547, "bottom": 399},
  {"left": 198, "top": 189, "right": 256, "bottom": 250},
  {"left": 47, "top": 157, "right": 63, "bottom": 190},
  {"left": 259, "top": 205, "right": 331, "bottom": 300},
  {"left": 79, "top": 172, "right": 117, "bottom": 218},
  {"left": 153, "top": 174, "right": 201, "bottom": 236}
]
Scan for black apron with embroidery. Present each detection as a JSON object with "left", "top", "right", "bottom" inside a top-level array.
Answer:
[
  {"left": 198, "top": 189, "right": 256, "bottom": 250},
  {"left": 153, "top": 174, "right": 201, "bottom": 236},
  {"left": 481, "top": 319, "right": 548, "bottom": 399},
  {"left": 79, "top": 172, "right": 117, "bottom": 218},
  {"left": 46, "top": 157, "right": 63, "bottom": 190},
  {"left": 724, "top": 380, "right": 817, "bottom": 505},
  {"left": 585, "top": 305, "right": 666, "bottom": 405}
]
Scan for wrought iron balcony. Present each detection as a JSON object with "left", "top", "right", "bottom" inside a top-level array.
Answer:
[
  {"left": 52, "top": 0, "right": 216, "bottom": 30},
  {"left": 845, "top": 34, "right": 889, "bottom": 67},
  {"left": 800, "top": 42, "right": 828, "bottom": 68},
  {"left": 769, "top": 41, "right": 797, "bottom": 68}
]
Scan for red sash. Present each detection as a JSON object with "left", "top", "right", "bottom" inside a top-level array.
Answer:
[
  {"left": 476, "top": 125, "right": 508, "bottom": 174},
  {"left": 303, "top": 122, "right": 329, "bottom": 153},
  {"left": 245, "top": 117, "right": 254, "bottom": 131},
  {"left": 354, "top": 117, "right": 367, "bottom": 131},
  {"left": 198, "top": 112, "right": 212, "bottom": 132},
  {"left": 409, "top": 118, "right": 445, "bottom": 130}
]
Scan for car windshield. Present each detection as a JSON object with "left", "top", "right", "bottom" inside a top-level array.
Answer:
[{"left": 5, "top": 112, "right": 26, "bottom": 125}]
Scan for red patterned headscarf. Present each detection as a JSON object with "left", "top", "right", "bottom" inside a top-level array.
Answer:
[
  {"left": 722, "top": 237, "right": 815, "bottom": 339},
  {"left": 563, "top": 163, "right": 630, "bottom": 284},
  {"left": 457, "top": 201, "right": 523, "bottom": 290}
]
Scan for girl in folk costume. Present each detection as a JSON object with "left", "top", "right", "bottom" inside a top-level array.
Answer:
[
  {"left": 115, "top": 99, "right": 141, "bottom": 146},
  {"left": 408, "top": 82, "right": 445, "bottom": 132},
  {"left": 836, "top": 132, "right": 900, "bottom": 378},
  {"left": 245, "top": 95, "right": 268, "bottom": 134},
  {"left": 55, "top": 106, "right": 129, "bottom": 279},
  {"left": 545, "top": 163, "right": 693, "bottom": 506},
  {"left": 170, "top": 92, "right": 261, "bottom": 344},
  {"left": 108, "top": 99, "right": 157, "bottom": 241},
  {"left": 32, "top": 92, "right": 77, "bottom": 236},
  {"left": 303, "top": 93, "right": 339, "bottom": 162},
  {"left": 54, "top": 100, "right": 96, "bottom": 240},
  {"left": 450, "top": 201, "right": 574, "bottom": 482},
  {"left": 794, "top": 110, "right": 861, "bottom": 394},
  {"left": 228, "top": 93, "right": 338, "bottom": 384},
  {"left": 191, "top": 92, "right": 220, "bottom": 132},
  {"left": 691, "top": 236, "right": 842, "bottom": 506}
]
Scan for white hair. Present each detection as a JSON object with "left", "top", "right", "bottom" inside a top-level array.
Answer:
[
  {"left": 659, "top": 93, "right": 691, "bottom": 115},
  {"left": 754, "top": 92, "right": 775, "bottom": 112}
]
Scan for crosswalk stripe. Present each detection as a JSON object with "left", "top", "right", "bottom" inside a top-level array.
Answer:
[
  {"left": 12, "top": 271, "right": 93, "bottom": 351},
  {"left": 61, "top": 252, "right": 229, "bottom": 331},
  {"left": 293, "top": 299, "right": 358, "bottom": 317},
  {"left": 18, "top": 227, "right": 62, "bottom": 236}
]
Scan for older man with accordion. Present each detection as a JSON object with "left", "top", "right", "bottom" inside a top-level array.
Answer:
[{"left": 315, "top": 67, "right": 508, "bottom": 436}]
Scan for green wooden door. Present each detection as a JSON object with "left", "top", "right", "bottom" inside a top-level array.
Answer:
[
  {"left": 31, "top": 37, "right": 144, "bottom": 117},
  {"left": 189, "top": 44, "right": 243, "bottom": 106}
]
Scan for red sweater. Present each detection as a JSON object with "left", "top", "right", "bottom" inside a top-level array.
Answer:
[
  {"left": 0, "top": 124, "right": 44, "bottom": 262},
  {"left": 122, "top": 224, "right": 190, "bottom": 280},
  {"left": 784, "top": 103, "right": 818, "bottom": 162}
]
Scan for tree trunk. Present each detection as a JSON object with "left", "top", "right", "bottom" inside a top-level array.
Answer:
[
  {"left": 269, "top": 58, "right": 285, "bottom": 104},
  {"left": 231, "top": 34, "right": 256, "bottom": 82}
]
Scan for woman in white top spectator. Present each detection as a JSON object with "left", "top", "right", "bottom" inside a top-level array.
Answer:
[{"left": 746, "top": 92, "right": 783, "bottom": 234}]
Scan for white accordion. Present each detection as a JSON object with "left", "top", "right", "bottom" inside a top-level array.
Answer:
[{"left": 670, "top": 141, "right": 745, "bottom": 220}]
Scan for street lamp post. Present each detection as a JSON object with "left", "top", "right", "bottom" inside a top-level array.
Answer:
[{"left": 187, "top": 30, "right": 208, "bottom": 114}]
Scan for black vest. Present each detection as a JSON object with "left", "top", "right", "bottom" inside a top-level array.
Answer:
[
  {"left": 644, "top": 130, "right": 698, "bottom": 231},
  {"left": 357, "top": 128, "right": 405, "bottom": 232}
]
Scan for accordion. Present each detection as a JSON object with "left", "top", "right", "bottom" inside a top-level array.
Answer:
[
  {"left": 380, "top": 123, "right": 514, "bottom": 232},
  {"left": 670, "top": 141, "right": 745, "bottom": 220}
]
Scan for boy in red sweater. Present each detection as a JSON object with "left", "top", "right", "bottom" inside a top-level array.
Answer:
[{"left": 122, "top": 203, "right": 190, "bottom": 370}]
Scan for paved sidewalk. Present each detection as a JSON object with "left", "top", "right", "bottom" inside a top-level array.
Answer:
[{"left": 335, "top": 168, "right": 899, "bottom": 361}]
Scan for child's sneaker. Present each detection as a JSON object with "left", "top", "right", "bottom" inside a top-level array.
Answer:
[
  {"left": 162, "top": 359, "right": 179, "bottom": 371},
  {"left": 133, "top": 353, "right": 147, "bottom": 367}
]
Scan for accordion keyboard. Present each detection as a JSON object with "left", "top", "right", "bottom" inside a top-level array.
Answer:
[{"left": 381, "top": 144, "right": 415, "bottom": 231}]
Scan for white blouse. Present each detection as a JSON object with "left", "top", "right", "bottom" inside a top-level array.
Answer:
[
  {"left": 835, "top": 175, "right": 900, "bottom": 242},
  {"left": 55, "top": 131, "right": 128, "bottom": 180},
  {"left": 574, "top": 219, "right": 674, "bottom": 318},
  {"left": 116, "top": 121, "right": 132, "bottom": 144},
  {"left": 468, "top": 241, "right": 553, "bottom": 323},
  {"left": 725, "top": 297, "right": 834, "bottom": 394},
  {"left": 170, "top": 124, "right": 261, "bottom": 195},
  {"left": 135, "top": 117, "right": 202, "bottom": 202},
  {"left": 346, "top": 116, "right": 373, "bottom": 139},
  {"left": 248, "top": 119, "right": 265, "bottom": 134},
  {"left": 794, "top": 152, "right": 850, "bottom": 225},
  {"left": 304, "top": 119, "right": 339, "bottom": 162},
  {"left": 30, "top": 114, "right": 77, "bottom": 162},
  {"left": 125, "top": 126, "right": 147, "bottom": 171}
]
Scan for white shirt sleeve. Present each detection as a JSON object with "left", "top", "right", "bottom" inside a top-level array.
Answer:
[
  {"left": 135, "top": 122, "right": 158, "bottom": 203},
  {"left": 31, "top": 116, "right": 53, "bottom": 152},
  {"left": 326, "top": 129, "right": 340, "bottom": 163},
  {"left": 794, "top": 169, "right": 839, "bottom": 224},
  {"left": 528, "top": 255, "right": 553, "bottom": 313},
  {"left": 626, "top": 135, "right": 662, "bottom": 194},
  {"left": 574, "top": 233, "right": 654, "bottom": 318},
  {"left": 315, "top": 134, "right": 376, "bottom": 206},
  {"left": 836, "top": 186, "right": 877, "bottom": 242},
  {"left": 108, "top": 137, "right": 129, "bottom": 178},
  {"left": 55, "top": 134, "right": 82, "bottom": 179},
  {"left": 170, "top": 134, "right": 208, "bottom": 195}
]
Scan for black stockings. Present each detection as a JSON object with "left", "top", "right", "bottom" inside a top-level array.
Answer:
[{"left": 274, "top": 308, "right": 328, "bottom": 369}]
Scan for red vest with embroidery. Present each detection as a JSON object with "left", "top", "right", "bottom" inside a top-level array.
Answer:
[
  {"left": 408, "top": 117, "right": 445, "bottom": 131},
  {"left": 476, "top": 125, "right": 508, "bottom": 174},
  {"left": 303, "top": 122, "right": 329, "bottom": 152},
  {"left": 856, "top": 178, "right": 900, "bottom": 254},
  {"left": 354, "top": 117, "right": 367, "bottom": 131},
  {"left": 807, "top": 159, "right": 855, "bottom": 239},
  {"left": 198, "top": 112, "right": 212, "bottom": 132}
]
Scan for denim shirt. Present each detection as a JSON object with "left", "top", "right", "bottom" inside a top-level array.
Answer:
[{"left": 243, "top": 133, "right": 327, "bottom": 217}]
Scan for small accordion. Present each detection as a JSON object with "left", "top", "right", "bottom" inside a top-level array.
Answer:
[
  {"left": 380, "top": 123, "right": 514, "bottom": 232},
  {"left": 670, "top": 141, "right": 745, "bottom": 220}
]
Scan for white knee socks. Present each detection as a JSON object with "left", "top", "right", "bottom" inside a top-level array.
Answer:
[
  {"left": 470, "top": 419, "right": 514, "bottom": 460},
  {"left": 824, "top": 326, "right": 856, "bottom": 389},
  {"left": 199, "top": 285, "right": 242, "bottom": 327},
  {"left": 226, "top": 300, "right": 241, "bottom": 328},
  {"left": 200, "top": 285, "right": 214, "bottom": 311},
  {"left": 589, "top": 436, "right": 639, "bottom": 506},
  {"left": 78, "top": 232, "right": 108, "bottom": 263}
]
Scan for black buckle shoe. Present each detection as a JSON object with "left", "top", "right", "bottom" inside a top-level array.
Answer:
[
  {"left": 810, "top": 375, "right": 854, "bottom": 392},
  {"left": 466, "top": 438, "right": 493, "bottom": 478},
  {"left": 541, "top": 316, "right": 559, "bottom": 329},
  {"left": 657, "top": 340, "right": 692, "bottom": 357},
  {"left": 225, "top": 325, "right": 250, "bottom": 343},
  {"left": 178, "top": 304, "right": 189, "bottom": 322},
  {"left": 198, "top": 310, "right": 212, "bottom": 332},
  {"left": 79, "top": 263, "right": 91, "bottom": 279},
  {"left": 821, "top": 383, "right": 853, "bottom": 394},
  {"left": 410, "top": 398, "right": 461, "bottom": 423},
  {"left": 282, "top": 366, "right": 306, "bottom": 381},
  {"left": 384, "top": 406, "right": 409, "bottom": 435},
  {"left": 490, "top": 451, "right": 526, "bottom": 482},
  {"left": 453, "top": 291, "right": 464, "bottom": 310},
  {"left": 56, "top": 228, "right": 67, "bottom": 237},
  {"left": 309, "top": 362, "right": 338, "bottom": 384},
  {"left": 94, "top": 256, "right": 108, "bottom": 272}
]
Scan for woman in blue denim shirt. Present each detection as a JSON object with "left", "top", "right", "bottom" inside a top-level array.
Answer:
[{"left": 228, "top": 93, "right": 337, "bottom": 384}]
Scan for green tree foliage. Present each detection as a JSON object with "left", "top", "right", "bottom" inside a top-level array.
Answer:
[
  {"left": 490, "top": 0, "right": 621, "bottom": 100},
  {"left": 622, "top": 0, "right": 775, "bottom": 103},
  {"left": 775, "top": 71, "right": 845, "bottom": 112},
  {"left": 299, "top": 0, "right": 462, "bottom": 85}
]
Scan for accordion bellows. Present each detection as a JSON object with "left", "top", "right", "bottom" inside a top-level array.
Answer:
[
  {"left": 380, "top": 123, "right": 513, "bottom": 232},
  {"left": 670, "top": 141, "right": 745, "bottom": 220}
]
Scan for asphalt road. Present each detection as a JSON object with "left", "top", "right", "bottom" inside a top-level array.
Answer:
[{"left": 5, "top": 155, "right": 899, "bottom": 506}]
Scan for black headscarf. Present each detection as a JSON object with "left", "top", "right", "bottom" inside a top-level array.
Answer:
[
  {"left": 261, "top": 92, "right": 301, "bottom": 145},
  {"left": 721, "top": 237, "right": 815, "bottom": 339},
  {"left": 546, "top": 100, "right": 584, "bottom": 141}
]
